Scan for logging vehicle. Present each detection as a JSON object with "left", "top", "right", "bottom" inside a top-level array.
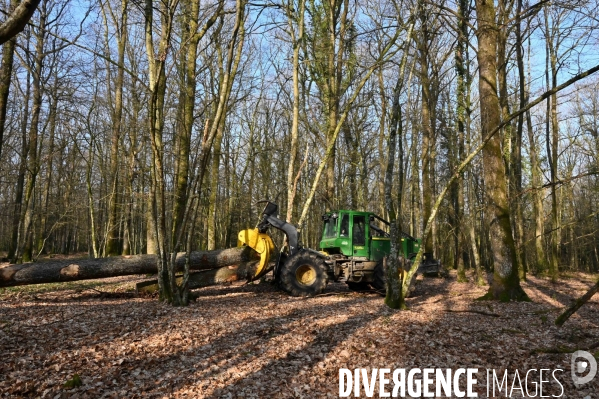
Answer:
[{"left": 238, "top": 201, "right": 441, "bottom": 296}]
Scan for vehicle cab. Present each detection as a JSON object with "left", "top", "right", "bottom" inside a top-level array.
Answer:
[{"left": 319, "top": 210, "right": 390, "bottom": 261}]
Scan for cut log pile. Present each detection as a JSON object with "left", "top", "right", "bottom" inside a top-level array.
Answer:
[
  {"left": 135, "top": 260, "right": 274, "bottom": 293},
  {"left": 0, "top": 247, "right": 262, "bottom": 288}
]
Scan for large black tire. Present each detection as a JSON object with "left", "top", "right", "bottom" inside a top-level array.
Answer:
[
  {"left": 371, "top": 259, "right": 417, "bottom": 296},
  {"left": 279, "top": 250, "right": 328, "bottom": 296},
  {"left": 371, "top": 259, "right": 386, "bottom": 292}
]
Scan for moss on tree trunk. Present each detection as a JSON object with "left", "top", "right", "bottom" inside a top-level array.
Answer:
[{"left": 474, "top": 0, "right": 529, "bottom": 302}]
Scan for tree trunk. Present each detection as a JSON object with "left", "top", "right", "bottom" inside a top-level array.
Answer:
[
  {"left": 417, "top": 7, "right": 434, "bottom": 255},
  {"left": 0, "top": 0, "right": 17, "bottom": 160},
  {"left": 498, "top": 0, "right": 526, "bottom": 281},
  {"left": 384, "top": 78, "right": 403, "bottom": 309},
  {"left": 384, "top": 20, "right": 414, "bottom": 310},
  {"left": 475, "top": 0, "right": 528, "bottom": 301},
  {"left": 514, "top": 0, "right": 528, "bottom": 280},
  {"left": 454, "top": 0, "right": 469, "bottom": 282},
  {"left": 20, "top": 4, "right": 47, "bottom": 262},
  {"left": 285, "top": 0, "right": 305, "bottom": 223},
  {"left": 410, "top": 123, "right": 420, "bottom": 238},
  {"left": 545, "top": 6, "right": 560, "bottom": 282},
  {"left": 37, "top": 75, "right": 59, "bottom": 256},
  {"left": 85, "top": 148, "right": 99, "bottom": 258},
  {"left": 377, "top": 69, "right": 388, "bottom": 219},
  {"left": 207, "top": 121, "right": 225, "bottom": 250},
  {"left": 525, "top": 40, "right": 546, "bottom": 272},
  {"left": 171, "top": 0, "right": 221, "bottom": 249},
  {"left": 199, "top": 2, "right": 245, "bottom": 253},
  {"left": 8, "top": 58, "right": 30, "bottom": 262},
  {"left": 103, "top": 0, "right": 128, "bottom": 257},
  {"left": 144, "top": 0, "right": 175, "bottom": 303},
  {"left": 0, "top": 247, "right": 258, "bottom": 287}
]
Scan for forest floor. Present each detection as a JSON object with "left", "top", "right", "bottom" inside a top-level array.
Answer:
[{"left": 1, "top": 264, "right": 598, "bottom": 398}]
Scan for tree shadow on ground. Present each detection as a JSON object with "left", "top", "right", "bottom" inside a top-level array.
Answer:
[
  {"left": 524, "top": 277, "right": 579, "bottom": 308},
  {"left": 3, "top": 274, "right": 598, "bottom": 398},
  {"left": 214, "top": 309, "right": 384, "bottom": 397},
  {"left": 0, "top": 283, "right": 384, "bottom": 397}
]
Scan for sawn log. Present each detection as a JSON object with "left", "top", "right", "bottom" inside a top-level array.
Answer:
[
  {"left": 135, "top": 260, "right": 272, "bottom": 294},
  {"left": 0, "top": 247, "right": 258, "bottom": 287}
]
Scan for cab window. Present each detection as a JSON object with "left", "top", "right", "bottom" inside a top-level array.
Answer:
[
  {"left": 340, "top": 214, "right": 349, "bottom": 237},
  {"left": 352, "top": 215, "right": 365, "bottom": 245},
  {"left": 323, "top": 217, "right": 337, "bottom": 238}
]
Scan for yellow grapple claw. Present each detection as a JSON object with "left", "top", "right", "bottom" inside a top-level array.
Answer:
[{"left": 237, "top": 228, "right": 275, "bottom": 279}]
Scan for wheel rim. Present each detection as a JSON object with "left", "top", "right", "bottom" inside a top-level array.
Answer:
[{"left": 295, "top": 264, "right": 317, "bottom": 286}]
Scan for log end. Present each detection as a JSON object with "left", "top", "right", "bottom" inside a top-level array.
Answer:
[
  {"left": 0, "top": 265, "right": 18, "bottom": 283},
  {"left": 60, "top": 264, "right": 80, "bottom": 278}
]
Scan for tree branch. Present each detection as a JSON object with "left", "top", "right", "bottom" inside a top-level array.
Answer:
[
  {"left": 405, "top": 62, "right": 599, "bottom": 296},
  {"left": 0, "top": 0, "right": 41, "bottom": 45}
]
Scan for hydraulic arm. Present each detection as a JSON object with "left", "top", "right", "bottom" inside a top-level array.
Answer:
[{"left": 237, "top": 201, "right": 299, "bottom": 279}]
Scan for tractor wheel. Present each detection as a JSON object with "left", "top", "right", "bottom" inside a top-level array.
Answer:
[
  {"left": 371, "top": 259, "right": 417, "bottom": 297},
  {"left": 279, "top": 250, "right": 328, "bottom": 297},
  {"left": 371, "top": 259, "right": 386, "bottom": 292},
  {"left": 347, "top": 282, "right": 370, "bottom": 292}
]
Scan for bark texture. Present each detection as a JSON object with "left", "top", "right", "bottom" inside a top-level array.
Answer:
[
  {"left": 0, "top": 247, "right": 257, "bottom": 287},
  {"left": 136, "top": 260, "right": 264, "bottom": 293},
  {"left": 475, "top": 0, "right": 528, "bottom": 301},
  {"left": 0, "top": 0, "right": 18, "bottom": 160},
  {"left": 0, "top": 0, "right": 41, "bottom": 45}
]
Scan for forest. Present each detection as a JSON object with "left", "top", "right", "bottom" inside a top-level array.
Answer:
[
  {"left": 1, "top": 0, "right": 599, "bottom": 291},
  {"left": 1, "top": 0, "right": 599, "bottom": 396}
]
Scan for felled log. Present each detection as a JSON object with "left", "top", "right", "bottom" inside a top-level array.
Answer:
[
  {"left": 0, "top": 247, "right": 258, "bottom": 287},
  {"left": 136, "top": 260, "right": 272, "bottom": 294}
]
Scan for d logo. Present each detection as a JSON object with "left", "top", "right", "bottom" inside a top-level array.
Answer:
[{"left": 571, "top": 350, "right": 597, "bottom": 386}]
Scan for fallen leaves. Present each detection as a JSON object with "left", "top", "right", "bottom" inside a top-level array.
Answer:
[{"left": 0, "top": 273, "right": 598, "bottom": 398}]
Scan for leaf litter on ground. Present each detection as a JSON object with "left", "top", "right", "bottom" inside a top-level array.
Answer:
[{"left": 0, "top": 269, "right": 598, "bottom": 398}]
